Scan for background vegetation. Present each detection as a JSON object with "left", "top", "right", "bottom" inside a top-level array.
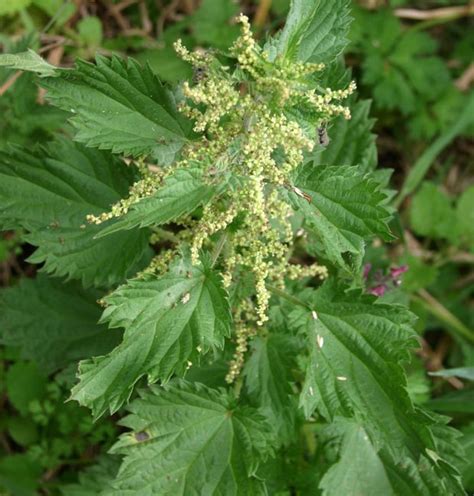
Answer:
[{"left": 0, "top": 0, "right": 473, "bottom": 494}]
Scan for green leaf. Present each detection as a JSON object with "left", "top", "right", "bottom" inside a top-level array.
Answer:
[
  {"left": 6, "top": 362, "right": 47, "bottom": 414},
  {"left": 310, "top": 99, "right": 377, "bottom": 173},
  {"left": 77, "top": 16, "right": 103, "bottom": 47},
  {"left": 190, "top": 0, "right": 240, "bottom": 49},
  {"left": 320, "top": 420, "right": 393, "bottom": 496},
  {"left": 321, "top": 419, "right": 461, "bottom": 496},
  {"left": 243, "top": 334, "right": 300, "bottom": 444},
  {"left": 41, "top": 55, "right": 192, "bottom": 159},
  {"left": 97, "top": 167, "right": 221, "bottom": 237},
  {"left": 289, "top": 283, "right": 463, "bottom": 493},
  {"left": 0, "top": 140, "right": 151, "bottom": 286},
  {"left": 0, "top": 49, "right": 57, "bottom": 77},
  {"left": 0, "top": 0, "right": 32, "bottom": 16},
  {"left": 71, "top": 256, "right": 232, "bottom": 418},
  {"left": 409, "top": 182, "right": 456, "bottom": 242},
  {"left": 0, "top": 275, "right": 122, "bottom": 373},
  {"left": 0, "top": 454, "right": 42, "bottom": 496},
  {"left": 288, "top": 164, "right": 392, "bottom": 274},
  {"left": 429, "top": 367, "right": 474, "bottom": 381},
  {"left": 108, "top": 381, "right": 276, "bottom": 495},
  {"left": 273, "top": 0, "right": 351, "bottom": 63}
]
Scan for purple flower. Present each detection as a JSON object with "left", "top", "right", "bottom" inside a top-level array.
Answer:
[
  {"left": 370, "top": 284, "right": 387, "bottom": 297},
  {"left": 390, "top": 265, "right": 408, "bottom": 279}
]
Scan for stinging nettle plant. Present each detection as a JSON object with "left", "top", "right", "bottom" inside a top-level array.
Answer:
[{"left": 0, "top": 1, "right": 467, "bottom": 494}]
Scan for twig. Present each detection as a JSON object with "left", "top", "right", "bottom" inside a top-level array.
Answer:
[
  {"left": 267, "top": 284, "right": 311, "bottom": 310},
  {"left": 394, "top": 5, "right": 474, "bottom": 20},
  {"left": 0, "top": 71, "right": 22, "bottom": 96},
  {"left": 413, "top": 289, "right": 474, "bottom": 344},
  {"left": 254, "top": 0, "right": 272, "bottom": 28},
  {"left": 455, "top": 62, "right": 474, "bottom": 92},
  {"left": 211, "top": 233, "right": 228, "bottom": 267}
]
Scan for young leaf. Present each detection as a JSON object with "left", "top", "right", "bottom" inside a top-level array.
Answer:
[
  {"left": 108, "top": 381, "right": 276, "bottom": 495},
  {"left": 409, "top": 182, "right": 456, "bottom": 242},
  {"left": 71, "top": 256, "right": 232, "bottom": 418},
  {"left": 0, "top": 275, "right": 121, "bottom": 373},
  {"left": 273, "top": 0, "right": 351, "bottom": 63},
  {"left": 243, "top": 334, "right": 300, "bottom": 444},
  {"left": 0, "top": 49, "right": 57, "bottom": 77},
  {"left": 97, "top": 167, "right": 222, "bottom": 237},
  {"left": 40, "top": 55, "right": 192, "bottom": 159},
  {"left": 0, "top": 139, "right": 151, "bottom": 287},
  {"left": 287, "top": 164, "right": 393, "bottom": 274}
]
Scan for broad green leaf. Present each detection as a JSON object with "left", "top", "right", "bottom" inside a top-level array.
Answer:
[
  {"left": 243, "top": 334, "right": 299, "bottom": 444},
  {"left": 108, "top": 381, "right": 276, "bottom": 495},
  {"left": 6, "top": 362, "right": 46, "bottom": 414},
  {"left": 321, "top": 419, "right": 461, "bottom": 496},
  {"left": 97, "top": 167, "right": 221, "bottom": 237},
  {"left": 71, "top": 256, "right": 232, "bottom": 418},
  {"left": 288, "top": 164, "right": 393, "bottom": 274},
  {"left": 41, "top": 55, "right": 192, "bottom": 159},
  {"left": 0, "top": 140, "right": 151, "bottom": 286},
  {"left": 273, "top": 0, "right": 351, "bottom": 63},
  {"left": 310, "top": 99, "right": 377, "bottom": 173},
  {"left": 0, "top": 49, "right": 57, "bottom": 77},
  {"left": 0, "top": 275, "right": 121, "bottom": 372},
  {"left": 289, "top": 283, "right": 463, "bottom": 492},
  {"left": 409, "top": 182, "right": 456, "bottom": 242},
  {"left": 0, "top": 0, "right": 32, "bottom": 16},
  {"left": 320, "top": 421, "right": 393, "bottom": 496}
]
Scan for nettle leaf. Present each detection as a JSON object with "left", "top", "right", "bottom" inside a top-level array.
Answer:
[
  {"left": 97, "top": 167, "right": 221, "bottom": 237},
  {"left": 288, "top": 164, "right": 393, "bottom": 274},
  {"left": 71, "top": 256, "right": 232, "bottom": 418},
  {"left": 289, "top": 283, "right": 463, "bottom": 493},
  {"left": 243, "top": 334, "right": 300, "bottom": 444},
  {"left": 311, "top": 99, "right": 377, "bottom": 172},
  {"left": 0, "top": 140, "right": 150, "bottom": 287},
  {"left": 273, "top": 0, "right": 351, "bottom": 63},
  {"left": 320, "top": 419, "right": 458, "bottom": 496},
  {"left": 40, "top": 55, "right": 192, "bottom": 159},
  {"left": 0, "top": 275, "right": 121, "bottom": 373},
  {"left": 108, "top": 381, "right": 276, "bottom": 495}
]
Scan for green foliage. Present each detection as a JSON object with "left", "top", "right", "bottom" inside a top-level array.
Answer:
[
  {"left": 0, "top": 1, "right": 472, "bottom": 494},
  {"left": 71, "top": 255, "right": 231, "bottom": 418},
  {"left": 108, "top": 381, "right": 276, "bottom": 495},
  {"left": 40, "top": 55, "right": 192, "bottom": 160},
  {"left": 0, "top": 139, "right": 151, "bottom": 286},
  {"left": 274, "top": 0, "right": 351, "bottom": 63},
  {"left": 0, "top": 275, "right": 121, "bottom": 372},
  {"left": 289, "top": 164, "right": 392, "bottom": 275}
]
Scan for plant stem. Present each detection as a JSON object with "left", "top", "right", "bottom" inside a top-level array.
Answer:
[
  {"left": 267, "top": 284, "right": 311, "bottom": 309},
  {"left": 211, "top": 232, "right": 227, "bottom": 267},
  {"left": 412, "top": 289, "right": 474, "bottom": 344}
]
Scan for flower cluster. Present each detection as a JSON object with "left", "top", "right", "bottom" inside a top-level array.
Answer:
[{"left": 86, "top": 13, "right": 356, "bottom": 383}]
